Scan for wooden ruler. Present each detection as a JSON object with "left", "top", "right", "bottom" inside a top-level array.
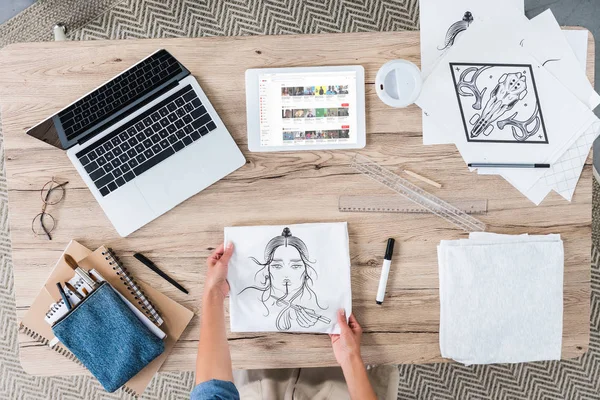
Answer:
[{"left": 338, "top": 195, "right": 488, "bottom": 214}]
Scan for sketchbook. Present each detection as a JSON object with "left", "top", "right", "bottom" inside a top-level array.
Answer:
[
  {"left": 19, "top": 240, "right": 194, "bottom": 397},
  {"left": 225, "top": 222, "right": 352, "bottom": 334}
]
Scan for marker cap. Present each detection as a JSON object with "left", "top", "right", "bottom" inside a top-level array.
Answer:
[{"left": 384, "top": 238, "right": 395, "bottom": 260}]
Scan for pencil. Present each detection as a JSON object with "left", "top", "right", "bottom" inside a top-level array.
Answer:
[
  {"left": 468, "top": 163, "right": 550, "bottom": 168},
  {"left": 403, "top": 169, "right": 443, "bottom": 189}
]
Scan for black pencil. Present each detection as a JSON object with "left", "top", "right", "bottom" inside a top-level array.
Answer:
[
  {"left": 134, "top": 253, "right": 189, "bottom": 295},
  {"left": 468, "top": 163, "right": 550, "bottom": 168}
]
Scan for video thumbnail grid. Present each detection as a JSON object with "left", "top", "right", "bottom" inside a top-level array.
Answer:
[
  {"left": 281, "top": 85, "right": 349, "bottom": 96},
  {"left": 282, "top": 129, "right": 350, "bottom": 141},
  {"left": 282, "top": 107, "right": 349, "bottom": 119}
]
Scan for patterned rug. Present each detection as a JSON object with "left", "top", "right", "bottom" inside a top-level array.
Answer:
[{"left": 0, "top": 1, "right": 598, "bottom": 399}]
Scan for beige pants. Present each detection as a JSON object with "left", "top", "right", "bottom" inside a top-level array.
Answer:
[{"left": 233, "top": 365, "right": 399, "bottom": 400}]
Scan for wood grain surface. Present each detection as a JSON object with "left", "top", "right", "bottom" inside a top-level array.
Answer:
[{"left": 0, "top": 30, "right": 593, "bottom": 374}]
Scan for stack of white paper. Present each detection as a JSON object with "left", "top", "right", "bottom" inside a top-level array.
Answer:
[
  {"left": 417, "top": 1, "right": 600, "bottom": 204},
  {"left": 438, "top": 233, "right": 564, "bottom": 365}
]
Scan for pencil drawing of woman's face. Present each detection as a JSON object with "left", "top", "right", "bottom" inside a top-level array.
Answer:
[
  {"left": 239, "top": 227, "right": 330, "bottom": 331},
  {"left": 270, "top": 245, "right": 304, "bottom": 294}
]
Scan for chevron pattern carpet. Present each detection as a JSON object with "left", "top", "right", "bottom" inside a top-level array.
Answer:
[{"left": 0, "top": 0, "right": 598, "bottom": 399}]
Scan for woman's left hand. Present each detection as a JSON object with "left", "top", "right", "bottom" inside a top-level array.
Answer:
[{"left": 204, "top": 242, "right": 234, "bottom": 301}]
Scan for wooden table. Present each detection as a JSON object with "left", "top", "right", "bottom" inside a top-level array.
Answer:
[{"left": 0, "top": 30, "right": 593, "bottom": 374}]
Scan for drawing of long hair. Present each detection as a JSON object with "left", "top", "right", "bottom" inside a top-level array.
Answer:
[
  {"left": 438, "top": 11, "right": 474, "bottom": 51},
  {"left": 239, "top": 227, "right": 327, "bottom": 331}
]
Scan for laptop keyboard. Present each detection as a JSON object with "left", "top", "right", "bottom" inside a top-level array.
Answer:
[
  {"left": 75, "top": 84, "right": 217, "bottom": 197},
  {"left": 58, "top": 50, "right": 184, "bottom": 142}
]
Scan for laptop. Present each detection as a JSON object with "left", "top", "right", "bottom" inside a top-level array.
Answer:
[{"left": 27, "top": 49, "right": 246, "bottom": 237}]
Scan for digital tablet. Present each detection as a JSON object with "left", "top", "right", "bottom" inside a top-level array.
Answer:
[{"left": 245, "top": 65, "right": 366, "bottom": 152}]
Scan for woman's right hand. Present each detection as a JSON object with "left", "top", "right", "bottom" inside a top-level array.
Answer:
[
  {"left": 330, "top": 310, "right": 378, "bottom": 400},
  {"left": 329, "top": 309, "right": 363, "bottom": 367}
]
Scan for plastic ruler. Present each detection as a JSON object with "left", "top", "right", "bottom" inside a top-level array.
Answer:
[
  {"left": 350, "top": 154, "right": 487, "bottom": 232},
  {"left": 339, "top": 195, "right": 488, "bottom": 215}
]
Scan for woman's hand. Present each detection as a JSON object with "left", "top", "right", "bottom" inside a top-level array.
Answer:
[
  {"left": 330, "top": 310, "right": 377, "bottom": 400},
  {"left": 329, "top": 309, "right": 363, "bottom": 367},
  {"left": 204, "top": 242, "right": 234, "bottom": 301}
]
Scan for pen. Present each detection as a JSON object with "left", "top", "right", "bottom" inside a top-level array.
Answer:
[
  {"left": 468, "top": 163, "right": 550, "bottom": 169},
  {"left": 134, "top": 253, "right": 189, "bottom": 295},
  {"left": 376, "top": 238, "right": 395, "bottom": 305},
  {"left": 56, "top": 282, "right": 72, "bottom": 310}
]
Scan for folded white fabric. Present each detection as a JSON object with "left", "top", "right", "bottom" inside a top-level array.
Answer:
[
  {"left": 438, "top": 233, "right": 563, "bottom": 365},
  {"left": 225, "top": 222, "right": 352, "bottom": 334}
]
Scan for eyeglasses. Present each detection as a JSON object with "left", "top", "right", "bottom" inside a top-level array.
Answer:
[{"left": 31, "top": 178, "right": 68, "bottom": 240}]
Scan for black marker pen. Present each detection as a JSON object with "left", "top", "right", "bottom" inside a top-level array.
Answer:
[{"left": 376, "top": 238, "right": 395, "bottom": 305}]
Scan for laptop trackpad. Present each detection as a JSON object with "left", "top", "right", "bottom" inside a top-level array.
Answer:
[
  {"left": 101, "top": 183, "right": 156, "bottom": 236},
  {"left": 134, "top": 150, "right": 208, "bottom": 214}
]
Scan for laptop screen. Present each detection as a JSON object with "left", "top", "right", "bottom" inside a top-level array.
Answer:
[{"left": 26, "top": 49, "right": 189, "bottom": 150}]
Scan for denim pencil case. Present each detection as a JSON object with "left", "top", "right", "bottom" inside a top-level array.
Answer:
[{"left": 52, "top": 281, "right": 165, "bottom": 392}]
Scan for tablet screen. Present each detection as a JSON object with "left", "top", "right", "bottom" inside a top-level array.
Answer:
[{"left": 258, "top": 71, "right": 358, "bottom": 147}]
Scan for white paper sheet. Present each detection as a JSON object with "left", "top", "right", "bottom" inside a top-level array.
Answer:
[
  {"left": 438, "top": 234, "right": 563, "bottom": 365},
  {"left": 419, "top": 0, "right": 524, "bottom": 78},
  {"left": 225, "top": 222, "right": 352, "bottom": 334},
  {"left": 477, "top": 21, "right": 599, "bottom": 204},
  {"left": 422, "top": 8, "right": 600, "bottom": 157},
  {"left": 416, "top": 18, "right": 597, "bottom": 167},
  {"left": 420, "top": 0, "right": 525, "bottom": 145},
  {"left": 526, "top": 11, "right": 600, "bottom": 110},
  {"left": 563, "top": 29, "right": 589, "bottom": 69},
  {"left": 502, "top": 121, "right": 600, "bottom": 204},
  {"left": 526, "top": 30, "right": 597, "bottom": 202}
]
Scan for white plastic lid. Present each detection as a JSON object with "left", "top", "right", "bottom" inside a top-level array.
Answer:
[{"left": 375, "top": 60, "right": 422, "bottom": 108}]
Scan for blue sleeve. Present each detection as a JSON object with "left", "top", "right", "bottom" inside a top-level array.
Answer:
[{"left": 190, "top": 379, "right": 240, "bottom": 400}]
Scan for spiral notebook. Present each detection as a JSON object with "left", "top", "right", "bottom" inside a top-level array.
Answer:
[
  {"left": 43, "top": 248, "right": 164, "bottom": 328},
  {"left": 19, "top": 240, "right": 194, "bottom": 397}
]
